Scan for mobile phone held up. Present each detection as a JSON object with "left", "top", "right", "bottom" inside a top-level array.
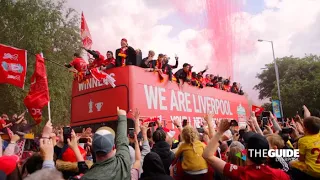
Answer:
[
  {"left": 79, "top": 138, "right": 89, "bottom": 144},
  {"left": 197, "top": 128, "right": 205, "bottom": 134},
  {"left": 262, "top": 111, "right": 270, "bottom": 118},
  {"left": 63, "top": 127, "right": 72, "bottom": 144}
]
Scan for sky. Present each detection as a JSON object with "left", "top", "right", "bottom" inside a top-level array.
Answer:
[{"left": 67, "top": 0, "right": 320, "bottom": 105}]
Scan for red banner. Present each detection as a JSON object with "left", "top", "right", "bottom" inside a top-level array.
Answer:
[
  {"left": 90, "top": 67, "right": 116, "bottom": 88},
  {"left": 0, "top": 44, "right": 27, "bottom": 88},
  {"left": 81, "top": 12, "right": 93, "bottom": 49},
  {"left": 252, "top": 105, "right": 264, "bottom": 116},
  {"left": 24, "top": 54, "right": 50, "bottom": 124}
]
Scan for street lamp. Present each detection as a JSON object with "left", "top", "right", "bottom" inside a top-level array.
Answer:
[{"left": 258, "top": 39, "right": 284, "bottom": 121}]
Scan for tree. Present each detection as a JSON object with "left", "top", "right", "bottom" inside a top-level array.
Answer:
[
  {"left": 261, "top": 103, "right": 272, "bottom": 112},
  {"left": 0, "top": 0, "right": 81, "bottom": 130},
  {"left": 254, "top": 55, "right": 320, "bottom": 117}
]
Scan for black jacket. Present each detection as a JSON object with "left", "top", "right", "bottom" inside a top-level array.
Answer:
[
  {"left": 140, "top": 152, "right": 174, "bottom": 180},
  {"left": 151, "top": 141, "right": 174, "bottom": 175},
  {"left": 115, "top": 46, "right": 137, "bottom": 66},
  {"left": 140, "top": 57, "right": 154, "bottom": 68},
  {"left": 174, "top": 69, "right": 189, "bottom": 84}
]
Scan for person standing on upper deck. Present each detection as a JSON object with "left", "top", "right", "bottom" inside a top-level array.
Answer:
[{"left": 115, "top": 38, "right": 137, "bottom": 67}]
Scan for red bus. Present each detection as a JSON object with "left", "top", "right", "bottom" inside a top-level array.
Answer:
[{"left": 70, "top": 66, "right": 250, "bottom": 133}]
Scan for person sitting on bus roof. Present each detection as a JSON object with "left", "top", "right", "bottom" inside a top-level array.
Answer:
[
  {"left": 190, "top": 72, "right": 203, "bottom": 88},
  {"left": 163, "top": 54, "right": 179, "bottom": 69},
  {"left": 206, "top": 74, "right": 214, "bottom": 87},
  {"left": 222, "top": 79, "right": 231, "bottom": 92},
  {"left": 101, "top": 51, "right": 116, "bottom": 70},
  {"left": 174, "top": 63, "right": 191, "bottom": 85},
  {"left": 64, "top": 53, "right": 88, "bottom": 73},
  {"left": 217, "top": 76, "right": 223, "bottom": 90},
  {"left": 153, "top": 54, "right": 173, "bottom": 82},
  {"left": 140, "top": 50, "right": 155, "bottom": 68},
  {"left": 231, "top": 82, "right": 240, "bottom": 94},
  {"left": 115, "top": 38, "right": 137, "bottom": 67},
  {"left": 82, "top": 48, "right": 105, "bottom": 68}
]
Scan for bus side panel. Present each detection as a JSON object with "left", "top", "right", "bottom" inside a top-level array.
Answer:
[
  {"left": 129, "top": 68, "right": 250, "bottom": 128},
  {"left": 71, "top": 85, "right": 129, "bottom": 126}
]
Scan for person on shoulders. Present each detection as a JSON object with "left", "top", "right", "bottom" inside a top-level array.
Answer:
[
  {"left": 290, "top": 116, "right": 320, "bottom": 179},
  {"left": 203, "top": 119, "right": 290, "bottom": 180},
  {"left": 115, "top": 38, "right": 136, "bottom": 67}
]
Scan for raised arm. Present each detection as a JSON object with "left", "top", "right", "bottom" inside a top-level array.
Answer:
[
  {"left": 269, "top": 112, "right": 281, "bottom": 132},
  {"left": 115, "top": 107, "right": 130, "bottom": 164},
  {"left": 204, "top": 113, "right": 215, "bottom": 139},
  {"left": 203, "top": 119, "right": 230, "bottom": 174},
  {"left": 132, "top": 133, "right": 141, "bottom": 170},
  {"left": 251, "top": 113, "right": 263, "bottom": 135},
  {"left": 83, "top": 48, "right": 99, "bottom": 59},
  {"left": 132, "top": 109, "right": 141, "bottom": 134},
  {"left": 171, "top": 57, "right": 179, "bottom": 69},
  {"left": 303, "top": 105, "right": 311, "bottom": 118}
]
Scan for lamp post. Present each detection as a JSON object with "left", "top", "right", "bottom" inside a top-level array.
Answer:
[{"left": 258, "top": 39, "right": 284, "bottom": 121}]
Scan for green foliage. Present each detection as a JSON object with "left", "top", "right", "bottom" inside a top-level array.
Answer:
[
  {"left": 261, "top": 103, "right": 272, "bottom": 112},
  {"left": 0, "top": 0, "right": 81, "bottom": 130},
  {"left": 254, "top": 55, "right": 320, "bottom": 117}
]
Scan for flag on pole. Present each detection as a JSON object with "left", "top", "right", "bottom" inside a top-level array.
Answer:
[
  {"left": 81, "top": 12, "right": 93, "bottom": 49},
  {"left": 81, "top": 12, "right": 93, "bottom": 62},
  {"left": 0, "top": 44, "right": 27, "bottom": 89},
  {"left": 252, "top": 105, "right": 264, "bottom": 116},
  {"left": 24, "top": 54, "right": 50, "bottom": 124}
]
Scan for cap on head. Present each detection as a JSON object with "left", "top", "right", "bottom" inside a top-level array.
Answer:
[
  {"left": 246, "top": 133, "right": 269, "bottom": 165},
  {"left": 93, "top": 127, "right": 115, "bottom": 154},
  {"left": 121, "top": 38, "right": 127, "bottom": 43}
]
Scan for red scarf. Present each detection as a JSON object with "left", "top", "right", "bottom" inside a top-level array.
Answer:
[
  {"left": 156, "top": 60, "right": 162, "bottom": 69},
  {"left": 119, "top": 48, "right": 127, "bottom": 66}
]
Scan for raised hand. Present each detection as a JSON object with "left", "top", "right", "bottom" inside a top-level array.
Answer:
[
  {"left": 117, "top": 106, "right": 126, "bottom": 116},
  {"left": 132, "top": 108, "right": 140, "bottom": 120},
  {"left": 42, "top": 120, "right": 53, "bottom": 138},
  {"left": 40, "top": 138, "right": 54, "bottom": 161},
  {"left": 172, "top": 117, "right": 181, "bottom": 128},
  {"left": 67, "top": 130, "right": 79, "bottom": 151},
  {"left": 218, "top": 119, "right": 230, "bottom": 134}
]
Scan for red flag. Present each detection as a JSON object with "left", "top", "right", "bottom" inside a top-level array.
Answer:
[
  {"left": 81, "top": 12, "right": 93, "bottom": 49},
  {"left": 24, "top": 54, "right": 50, "bottom": 124},
  {"left": 0, "top": 44, "right": 27, "bottom": 88},
  {"left": 252, "top": 105, "right": 264, "bottom": 116},
  {"left": 90, "top": 67, "right": 116, "bottom": 88}
]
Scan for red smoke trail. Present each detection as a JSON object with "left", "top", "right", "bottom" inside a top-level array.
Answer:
[
  {"left": 171, "top": 0, "right": 243, "bottom": 79},
  {"left": 205, "top": 0, "right": 241, "bottom": 78}
]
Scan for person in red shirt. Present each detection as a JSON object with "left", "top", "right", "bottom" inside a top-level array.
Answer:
[
  {"left": 82, "top": 48, "right": 105, "bottom": 68},
  {"left": 203, "top": 119, "right": 290, "bottom": 180},
  {"left": 64, "top": 53, "right": 88, "bottom": 72},
  {"left": 101, "top": 51, "right": 116, "bottom": 70}
]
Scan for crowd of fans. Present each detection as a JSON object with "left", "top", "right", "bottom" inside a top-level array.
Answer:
[
  {"left": 64, "top": 38, "right": 244, "bottom": 95},
  {"left": 1, "top": 105, "right": 319, "bottom": 180}
]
